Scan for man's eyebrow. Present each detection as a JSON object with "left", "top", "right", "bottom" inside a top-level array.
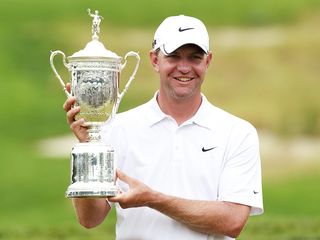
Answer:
[
  {"left": 193, "top": 52, "right": 204, "bottom": 55},
  {"left": 188, "top": 52, "right": 205, "bottom": 58},
  {"left": 166, "top": 49, "right": 205, "bottom": 56},
  {"left": 193, "top": 49, "right": 206, "bottom": 55}
]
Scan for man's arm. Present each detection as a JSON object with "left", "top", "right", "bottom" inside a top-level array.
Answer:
[
  {"left": 72, "top": 198, "right": 111, "bottom": 228},
  {"left": 63, "top": 83, "right": 111, "bottom": 228},
  {"left": 149, "top": 193, "right": 250, "bottom": 238},
  {"left": 109, "top": 170, "right": 250, "bottom": 238}
]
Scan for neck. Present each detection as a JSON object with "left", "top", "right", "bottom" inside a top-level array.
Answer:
[{"left": 157, "top": 91, "right": 202, "bottom": 125}]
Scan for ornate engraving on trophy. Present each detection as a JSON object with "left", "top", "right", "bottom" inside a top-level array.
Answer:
[
  {"left": 72, "top": 69, "right": 117, "bottom": 122},
  {"left": 70, "top": 61, "right": 119, "bottom": 123},
  {"left": 71, "top": 147, "right": 115, "bottom": 183}
]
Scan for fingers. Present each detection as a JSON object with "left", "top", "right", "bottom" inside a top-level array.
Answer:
[
  {"left": 66, "top": 106, "right": 80, "bottom": 125},
  {"left": 108, "top": 170, "right": 133, "bottom": 202},
  {"left": 63, "top": 94, "right": 81, "bottom": 126},
  {"left": 61, "top": 83, "right": 88, "bottom": 142},
  {"left": 108, "top": 170, "right": 152, "bottom": 208},
  {"left": 62, "top": 86, "right": 81, "bottom": 126},
  {"left": 108, "top": 193, "right": 122, "bottom": 202},
  {"left": 116, "top": 169, "right": 134, "bottom": 185},
  {"left": 70, "top": 118, "right": 85, "bottom": 132},
  {"left": 63, "top": 96, "right": 76, "bottom": 113},
  {"left": 66, "top": 83, "right": 71, "bottom": 93}
]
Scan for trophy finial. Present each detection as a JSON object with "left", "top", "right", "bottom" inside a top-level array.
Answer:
[{"left": 88, "top": 9, "right": 104, "bottom": 40}]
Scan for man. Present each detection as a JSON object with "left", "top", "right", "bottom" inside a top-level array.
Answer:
[{"left": 64, "top": 15, "right": 263, "bottom": 240}]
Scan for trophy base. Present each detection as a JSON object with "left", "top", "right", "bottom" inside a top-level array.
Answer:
[
  {"left": 66, "top": 182, "right": 118, "bottom": 198},
  {"left": 67, "top": 142, "right": 118, "bottom": 198}
]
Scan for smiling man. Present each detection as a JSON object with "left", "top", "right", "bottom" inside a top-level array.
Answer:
[{"left": 64, "top": 15, "right": 263, "bottom": 240}]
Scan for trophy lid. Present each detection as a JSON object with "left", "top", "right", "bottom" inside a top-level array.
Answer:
[
  {"left": 68, "top": 9, "right": 121, "bottom": 60},
  {"left": 70, "top": 39, "right": 120, "bottom": 59}
]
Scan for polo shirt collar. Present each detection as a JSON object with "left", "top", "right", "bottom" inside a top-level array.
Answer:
[
  {"left": 145, "top": 91, "right": 169, "bottom": 126},
  {"left": 146, "top": 92, "right": 215, "bottom": 130},
  {"left": 188, "top": 94, "right": 215, "bottom": 130}
]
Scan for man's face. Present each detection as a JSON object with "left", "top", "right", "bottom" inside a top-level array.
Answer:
[{"left": 150, "top": 44, "right": 212, "bottom": 101}]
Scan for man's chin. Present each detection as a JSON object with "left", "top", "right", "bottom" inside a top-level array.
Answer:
[{"left": 170, "top": 89, "right": 198, "bottom": 101}]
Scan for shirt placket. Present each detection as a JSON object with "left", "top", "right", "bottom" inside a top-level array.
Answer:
[{"left": 172, "top": 127, "right": 183, "bottom": 167}]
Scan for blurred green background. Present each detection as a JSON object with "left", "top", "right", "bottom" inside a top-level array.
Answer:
[{"left": 0, "top": 0, "right": 320, "bottom": 239}]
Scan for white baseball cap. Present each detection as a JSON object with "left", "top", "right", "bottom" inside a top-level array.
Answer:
[{"left": 152, "top": 15, "right": 210, "bottom": 55}]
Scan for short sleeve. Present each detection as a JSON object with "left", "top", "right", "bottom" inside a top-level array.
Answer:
[{"left": 217, "top": 123, "right": 263, "bottom": 216}]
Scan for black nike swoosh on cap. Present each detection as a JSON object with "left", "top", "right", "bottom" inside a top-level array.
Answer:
[{"left": 178, "top": 27, "right": 195, "bottom": 32}]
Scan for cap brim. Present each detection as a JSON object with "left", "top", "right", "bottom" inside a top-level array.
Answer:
[{"left": 160, "top": 39, "right": 208, "bottom": 55}]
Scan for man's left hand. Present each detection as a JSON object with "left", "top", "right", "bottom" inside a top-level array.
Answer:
[{"left": 108, "top": 169, "right": 156, "bottom": 209}]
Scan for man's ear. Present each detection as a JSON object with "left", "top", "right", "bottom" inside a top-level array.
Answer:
[
  {"left": 149, "top": 50, "right": 159, "bottom": 72},
  {"left": 206, "top": 51, "right": 213, "bottom": 68}
]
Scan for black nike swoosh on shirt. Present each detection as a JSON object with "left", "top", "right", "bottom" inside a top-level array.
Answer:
[
  {"left": 202, "top": 147, "right": 217, "bottom": 152},
  {"left": 178, "top": 27, "right": 195, "bottom": 32}
]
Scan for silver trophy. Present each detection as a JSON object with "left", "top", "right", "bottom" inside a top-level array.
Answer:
[{"left": 49, "top": 9, "right": 140, "bottom": 198}]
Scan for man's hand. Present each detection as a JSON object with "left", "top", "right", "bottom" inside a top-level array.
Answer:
[
  {"left": 108, "top": 169, "right": 156, "bottom": 208},
  {"left": 108, "top": 169, "right": 250, "bottom": 237},
  {"left": 62, "top": 83, "right": 88, "bottom": 142}
]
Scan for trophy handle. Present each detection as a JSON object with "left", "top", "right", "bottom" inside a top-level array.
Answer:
[
  {"left": 114, "top": 51, "right": 140, "bottom": 113},
  {"left": 50, "top": 50, "right": 72, "bottom": 98}
]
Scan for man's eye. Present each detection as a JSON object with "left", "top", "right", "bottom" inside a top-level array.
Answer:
[{"left": 192, "top": 55, "right": 203, "bottom": 59}]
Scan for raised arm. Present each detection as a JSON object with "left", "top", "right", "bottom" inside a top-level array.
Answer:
[{"left": 63, "top": 82, "right": 111, "bottom": 228}]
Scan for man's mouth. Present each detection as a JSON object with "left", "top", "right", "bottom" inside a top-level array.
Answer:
[{"left": 174, "top": 77, "right": 194, "bottom": 82}]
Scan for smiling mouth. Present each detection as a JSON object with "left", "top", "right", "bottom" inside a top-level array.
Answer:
[{"left": 174, "top": 77, "right": 194, "bottom": 82}]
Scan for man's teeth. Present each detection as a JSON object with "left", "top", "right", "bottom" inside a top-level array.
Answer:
[{"left": 176, "top": 77, "right": 192, "bottom": 82}]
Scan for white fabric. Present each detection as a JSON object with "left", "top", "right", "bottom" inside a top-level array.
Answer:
[
  {"left": 153, "top": 15, "right": 209, "bottom": 54},
  {"left": 101, "top": 93, "right": 263, "bottom": 240}
]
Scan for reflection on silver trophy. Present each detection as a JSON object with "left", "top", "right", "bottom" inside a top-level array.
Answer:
[{"left": 49, "top": 9, "right": 140, "bottom": 198}]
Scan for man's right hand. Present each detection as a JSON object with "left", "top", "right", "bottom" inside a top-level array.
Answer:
[{"left": 63, "top": 83, "right": 88, "bottom": 142}]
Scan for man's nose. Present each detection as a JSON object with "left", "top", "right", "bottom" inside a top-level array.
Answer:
[{"left": 177, "top": 60, "right": 191, "bottom": 73}]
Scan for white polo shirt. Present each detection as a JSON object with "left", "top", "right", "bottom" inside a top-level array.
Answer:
[{"left": 101, "top": 93, "right": 263, "bottom": 240}]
